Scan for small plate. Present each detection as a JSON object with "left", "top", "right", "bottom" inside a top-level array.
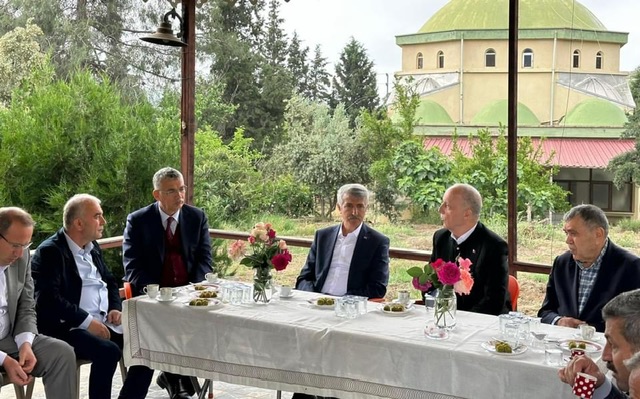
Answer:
[
  {"left": 156, "top": 296, "right": 177, "bottom": 303},
  {"left": 185, "top": 298, "right": 222, "bottom": 310},
  {"left": 308, "top": 298, "right": 336, "bottom": 309},
  {"left": 280, "top": 293, "right": 295, "bottom": 299},
  {"left": 190, "top": 290, "right": 219, "bottom": 299},
  {"left": 557, "top": 339, "right": 603, "bottom": 354},
  {"left": 482, "top": 340, "right": 528, "bottom": 356},
  {"left": 380, "top": 302, "right": 412, "bottom": 316},
  {"left": 572, "top": 332, "right": 603, "bottom": 343}
]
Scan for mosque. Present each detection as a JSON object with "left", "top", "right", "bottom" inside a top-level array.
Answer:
[{"left": 395, "top": 0, "right": 637, "bottom": 218}]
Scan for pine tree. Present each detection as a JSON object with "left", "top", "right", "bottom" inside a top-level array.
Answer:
[
  {"left": 287, "top": 32, "right": 310, "bottom": 96},
  {"left": 331, "top": 38, "right": 379, "bottom": 127},
  {"left": 306, "top": 45, "right": 331, "bottom": 103}
]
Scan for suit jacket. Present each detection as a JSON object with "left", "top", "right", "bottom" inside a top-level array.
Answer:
[
  {"left": 123, "top": 203, "right": 212, "bottom": 296},
  {"left": 30, "top": 229, "right": 122, "bottom": 338},
  {"left": 295, "top": 223, "right": 389, "bottom": 299},
  {"left": 538, "top": 240, "right": 640, "bottom": 332},
  {"left": 431, "top": 222, "right": 511, "bottom": 315},
  {"left": 5, "top": 249, "right": 38, "bottom": 339}
]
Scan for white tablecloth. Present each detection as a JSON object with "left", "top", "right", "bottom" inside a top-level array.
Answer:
[{"left": 123, "top": 287, "right": 593, "bottom": 399}]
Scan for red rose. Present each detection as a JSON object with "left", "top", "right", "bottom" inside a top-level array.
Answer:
[
  {"left": 267, "top": 229, "right": 276, "bottom": 239},
  {"left": 271, "top": 250, "right": 292, "bottom": 271}
]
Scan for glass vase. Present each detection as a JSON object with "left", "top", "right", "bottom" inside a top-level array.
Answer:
[
  {"left": 434, "top": 285, "right": 457, "bottom": 330},
  {"left": 253, "top": 267, "right": 273, "bottom": 304}
]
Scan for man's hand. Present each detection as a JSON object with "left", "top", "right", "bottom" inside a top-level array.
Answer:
[
  {"left": 557, "top": 317, "right": 585, "bottom": 328},
  {"left": 18, "top": 343, "right": 37, "bottom": 374},
  {"left": 558, "top": 356, "right": 605, "bottom": 387},
  {"left": 88, "top": 318, "right": 111, "bottom": 339},
  {"left": 2, "top": 355, "right": 33, "bottom": 386},
  {"left": 107, "top": 310, "right": 122, "bottom": 326}
]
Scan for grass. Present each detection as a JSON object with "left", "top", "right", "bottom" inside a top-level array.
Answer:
[{"left": 221, "top": 214, "right": 640, "bottom": 315}]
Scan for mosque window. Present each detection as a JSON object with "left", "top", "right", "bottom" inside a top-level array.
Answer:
[
  {"left": 595, "top": 51, "right": 603, "bottom": 69},
  {"left": 485, "top": 49, "right": 496, "bottom": 67},
  {"left": 573, "top": 50, "right": 580, "bottom": 68},
  {"left": 417, "top": 53, "right": 424, "bottom": 69},
  {"left": 522, "top": 48, "right": 533, "bottom": 68},
  {"left": 437, "top": 51, "right": 445, "bottom": 68}
]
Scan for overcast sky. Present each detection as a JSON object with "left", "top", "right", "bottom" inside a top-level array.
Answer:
[{"left": 280, "top": 0, "right": 640, "bottom": 96}]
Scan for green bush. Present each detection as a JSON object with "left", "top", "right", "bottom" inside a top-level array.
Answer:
[{"left": 615, "top": 218, "right": 640, "bottom": 233}]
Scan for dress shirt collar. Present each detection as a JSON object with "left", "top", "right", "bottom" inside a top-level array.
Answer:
[
  {"left": 339, "top": 222, "right": 363, "bottom": 239},
  {"left": 451, "top": 223, "right": 478, "bottom": 245},
  {"left": 63, "top": 231, "right": 94, "bottom": 257},
  {"left": 158, "top": 205, "right": 181, "bottom": 226}
]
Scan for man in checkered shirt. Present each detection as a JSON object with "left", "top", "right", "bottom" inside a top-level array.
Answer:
[{"left": 538, "top": 204, "right": 640, "bottom": 332}]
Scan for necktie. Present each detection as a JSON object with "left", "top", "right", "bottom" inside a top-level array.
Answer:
[{"left": 166, "top": 216, "right": 174, "bottom": 240}]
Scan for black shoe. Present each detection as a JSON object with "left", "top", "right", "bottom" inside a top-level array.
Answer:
[
  {"left": 157, "top": 372, "right": 192, "bottom": 398},
  {"left": 180, "top": 376, "right": 196, "bottom": 397}
]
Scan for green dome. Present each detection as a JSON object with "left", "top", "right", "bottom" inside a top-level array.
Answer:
[
  {"left": 420, "top": 0, "right": 606, "bottom": 33},
  {"left": 471, "top": 100, "right": 540, "bottom": 126},
  {"left": 415, "top": 100, "right": 454, "bottom": 125},
  {"left": 564, "top": 99, "right": 628, "bottom": 126}
]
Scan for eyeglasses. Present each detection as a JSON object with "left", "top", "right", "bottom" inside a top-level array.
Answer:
[
  {"left": 0, "top": 232, "right": 32, "bottom": 250},
  {"left": 159, "top": 185, "right": 187, "bottom": 196}
]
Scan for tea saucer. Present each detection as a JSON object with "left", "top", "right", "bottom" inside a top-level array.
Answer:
[
  {"left": 280, "top": 293, "right": 295, "bottom": 299},
  {"left": 156, "top": 296, "right": 176, "bottom": 303}
]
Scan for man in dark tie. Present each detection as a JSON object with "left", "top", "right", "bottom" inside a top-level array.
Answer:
[
  {"left": 430, "top": 183, "right": 510, "bottom": 315},
  {"left": 0, "top": 207, "right": 77, "bottom": 397},
  {"left": 32, "top": 194, "right": 151, "bottom": 399},
  {"left": 123, "top": 166, "right": 212, "bottom": 399}
]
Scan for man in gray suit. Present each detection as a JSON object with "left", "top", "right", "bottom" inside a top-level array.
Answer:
[{"left": 0, "top": 207, "right": 77, "bottom": 397}]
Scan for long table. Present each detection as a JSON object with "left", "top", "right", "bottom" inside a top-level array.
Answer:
[{"left": 123, "top": 287, "right": 593, "bottom": 399}]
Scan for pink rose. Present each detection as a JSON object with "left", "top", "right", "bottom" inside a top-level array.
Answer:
[
  {"left": 412, "top": 276, "right": 432, "bottom": 291},
  {"left": 458, "top": 257, "right": 472, "bottom": 271},
  {"left": 436, "top": 261, "right": 461, "bottom": 285},
  {"left": 227, "top": 240, "right": 247, "bottom": 261},
  {"left": 278, "top": 240, "right": 288, "bottom": 250},
  {"left": 248, "top": 236, "right": 255, "bottom": 244},
  {"left": 454, "top": 269, "right": 474, "bottom": 295}
]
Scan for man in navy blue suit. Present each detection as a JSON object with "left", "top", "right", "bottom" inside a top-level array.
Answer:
[
  {"left": 294, "top": 183, "right": 389, "bottom": 399},
  {"left": 123, "top": 167, "right": 212, "bottom": 399},
  {"left": 296, "top": 183, "right": 389, "bottom": 300},
  {"left": 32, "top": 194, "right": 148, "bottom": 399},
  {"left": 538, "top": 204, "right": 640, "bottom": 332}
]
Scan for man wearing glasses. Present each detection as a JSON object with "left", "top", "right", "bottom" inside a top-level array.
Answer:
[
  {"left": 123, "top": 167, "right": 212, "bottom": 399},
  {"left": 0, "top": 207, "right": 77, "bottom": 397}
]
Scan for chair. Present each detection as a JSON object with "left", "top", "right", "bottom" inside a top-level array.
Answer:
[
  {"left": 508, "top": 275, "right": 520, "bottom": 311},
  {"left": 1, "top": 372, "right": 28, "bottom": 399}
]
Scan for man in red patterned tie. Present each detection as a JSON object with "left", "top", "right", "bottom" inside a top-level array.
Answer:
[{"left": 123, "top": 167, "right": 213, "bottom": 399}]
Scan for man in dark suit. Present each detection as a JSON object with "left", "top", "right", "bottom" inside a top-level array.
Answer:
[
  {"left": 430, "top": 183, "right": 510, "bottom": 315},
  {"left": 559, "top": 288, "right": 640, "bottom": 398},
  {"left": 31, "top": 194, "right": 150, "bottom": 399},
  {"left": 538, "top": 204, "right": 640, "bottom": 332},
  {"left": 0, "top": 207, "right": 77, "bottom": 397},
  {"left": 296, "top": 183, "right": 389, "bottom": 299},
  {"left": 294, "top": 184, "right": 389, "bottom": 399},
  {"left": 123, "top": 167, "right": 212, "bottom": 399}
]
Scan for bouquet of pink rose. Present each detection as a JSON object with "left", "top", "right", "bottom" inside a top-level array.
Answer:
[
  {"left": 406, "top": 257, "right": 474, "bottom": 295},
  {"left": 228, "top": 223, "right": 292, "bottom": 303}
]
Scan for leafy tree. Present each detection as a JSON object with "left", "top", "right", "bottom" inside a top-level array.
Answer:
[
  {"left": 305, "top": 44, "right": 331, "bottom": 103},
  {"left": 266, "top": 95, "right": 369, "bottom": 217},
  {"left": 0, "top": 21, "right": 48, "bottom": 104},
  {"left": 331, "top": 38, "right": 379, "bottom": 127}
]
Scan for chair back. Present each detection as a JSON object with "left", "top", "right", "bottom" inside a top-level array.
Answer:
[{"left": 508, "top": 275, "right": 520, "bottom": 311}]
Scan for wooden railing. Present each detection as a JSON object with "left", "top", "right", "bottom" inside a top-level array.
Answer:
[{"left": 97, "top": 229, "right": 552, "bottom": 275}]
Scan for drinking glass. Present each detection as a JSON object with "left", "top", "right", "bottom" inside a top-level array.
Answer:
[{"left": 504, "top": 321, "right": 521, "bottom": 347}]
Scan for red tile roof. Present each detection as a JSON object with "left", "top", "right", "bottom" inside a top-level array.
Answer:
[{"left": 423, "top": 137, "right": 635, "bottom": 168}]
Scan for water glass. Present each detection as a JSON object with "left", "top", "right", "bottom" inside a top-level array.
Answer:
[
  {"left": 352, "top": 296, "right": 368, "bottom": 315},
  {"left": 424, "top": 294, "right": 436, "bottom": 314},
  {"left": 229, "top": 284, "right": 243, "bottom": 305},
  {"left": 504, "top": 322, "right": 521, "bottom": 347},
  {"left": 240, "top": 284, "right": 253, "bottom": 304},
  {"left": 499, "top": 314, "right": 513, "bottom": 334},
  {"left": 545, "top": 344, "right": 564, "bottom": 366},
  {"left": 344, "top": 298, "right": 358, "bottom": 319},
  {"left": 334, "top": 297, "right": 347, "bottom": 318},
  {"left": 221, "top": 283, "right": 233, "bottom": 303}
]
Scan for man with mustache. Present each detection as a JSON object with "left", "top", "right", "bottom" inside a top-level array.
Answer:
[
  {"left": 294, "top": 184, "right": 389, "bottom": 399},
  {"left": 539, "top": 204, "right": 640, "bottom": 332},
  {"left": 559, "top": 288, "right": 640, "bottom": 398},
  {"left": 625, "top": 352, "right": 640, "bottom": 399},
  {"left": 429, "top": 183, "right": 510, "bottom": 315},
  {"left": 295, "top": 183, "right": 389, "bottom": 299},
  {"left": 32, "top": 194, "right": 149, "bottom": 399}
]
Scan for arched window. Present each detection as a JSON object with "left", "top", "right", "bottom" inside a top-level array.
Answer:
[
  {"left": 596, "top": 51, "right": 603, "bottom": 69},
  {"left": 573, "top": 50, "right": 581, "bottom": 68},
  {"left": 485, "top": 49, "right": 496, "bottom": 67},
  {"left": 416, "top": 53, "right": 423, "bottom": 69},
  {"left": 522, "top": 48, "right": 533, "bottom": 68},
  {"left": 437, "top": 51, "right": 445, "bottom": 69}
]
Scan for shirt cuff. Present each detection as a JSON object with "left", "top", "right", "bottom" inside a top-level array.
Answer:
[
  {"left": 78, "top": 315, "right": 93, "bottom": 330},
  {"left": 552, "top": 316, "right": 562, "bottom": 325},
  {"left": 14, "top": 332, "right": 35, "bottom": 350},
  {"left": 0, "top": 351, "right": 6, "bottom": 366},
  {"left": 592, "top": 377, "right": 612, "bottom": 399}
]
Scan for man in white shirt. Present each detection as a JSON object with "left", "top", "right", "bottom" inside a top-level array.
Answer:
[
  {"left": 296, "top": 183, "right": 390, "bottom": 299},
  {"left": 0, "top": 206, "right": 76, "bottom": 397},
  {"left": 559, "top": 288, "right": 640, "bottom": 399},
  {"left": 31, "top": 194, "right": 149, "bottom": 399}
]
